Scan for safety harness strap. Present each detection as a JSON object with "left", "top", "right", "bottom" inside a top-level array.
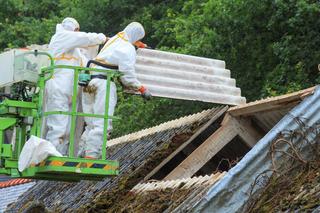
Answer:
[{"left": 53, "top": 53, "right": 83, "bottom": 66}]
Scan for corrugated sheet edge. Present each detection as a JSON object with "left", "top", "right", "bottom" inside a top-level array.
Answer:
[{"left": 132, "top": 172, "right": 225, "bottom": 193}]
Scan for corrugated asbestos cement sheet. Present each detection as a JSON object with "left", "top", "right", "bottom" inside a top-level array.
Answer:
[
  {"left": 193, "top": 86, "right": 320, "bottom": 213},
  {"left": 132, "top": 172, "right": 225, "bottom": 193},
  {"left": 135, "top": 49, "right": 246, "bottom": 105},
  {"left": 24, "top": 45, "right": 246, "bottom": 105}
]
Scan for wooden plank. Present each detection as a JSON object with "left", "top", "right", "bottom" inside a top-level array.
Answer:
[
  {"left": 236, "top": 117, "right": 264, "bottom": 147},
  {"left": 164, "top": 114, "right": 238, "bottom": 180},
  {"left": 143, "top": 106, "right": 228, "bottom": 181},
  {"left": 228, "top": 86, "right": 315, "bottom": 117}
]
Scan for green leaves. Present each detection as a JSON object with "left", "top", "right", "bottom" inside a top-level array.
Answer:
[{"left": 1, "top": 0, "right": 319, "bottom": 137}]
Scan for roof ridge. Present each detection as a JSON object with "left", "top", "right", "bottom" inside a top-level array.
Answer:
[{"left": 107, "top": 107, "right": 220, "bottom": 147}]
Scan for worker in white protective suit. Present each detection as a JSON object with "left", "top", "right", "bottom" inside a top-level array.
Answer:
[
  {"left": 45, "top": 17, "right": 107, "bottom": 155},
  {"left": 78, "top": 22, "right": 152, "bottom": 158}
]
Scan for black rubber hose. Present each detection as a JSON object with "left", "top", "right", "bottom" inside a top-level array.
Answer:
[{"left": 86, "top": 60, "right": 118, "bottom": 70}]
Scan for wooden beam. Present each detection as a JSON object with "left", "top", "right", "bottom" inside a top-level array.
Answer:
[
  {"left": 143, "top": 106, "right": 228, "bottom": 181},
  {"left": 164, "top": 114, "right": 238, "bottom": 180},
  {"left": 164, "top": 114, "right": 263, "bottom": 180},
  {"left": 228, "top": 86, "right": 315, "bottom": 117},
  {"left": 236, "top": 117, "right": 264, "bottom": 147}
]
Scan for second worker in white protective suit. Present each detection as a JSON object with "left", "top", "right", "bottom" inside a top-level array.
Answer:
[
  {"left": 78, "top": 22, "right": 151, "bottom": 158},
  {"left": 45, "top": 17, "right": 107, "bottom": 155}
]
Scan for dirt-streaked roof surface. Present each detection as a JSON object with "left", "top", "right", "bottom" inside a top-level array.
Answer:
[{"left": 7, "top": 107, "right": 224, "bottom": 212}]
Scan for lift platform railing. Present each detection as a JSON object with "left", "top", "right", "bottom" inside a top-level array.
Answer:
[
  {"left": 35, "top": 52, "right": 121, "bottom": 160},
  {"left": 0, "top": 50, "right": 120, "bottom": 180}
]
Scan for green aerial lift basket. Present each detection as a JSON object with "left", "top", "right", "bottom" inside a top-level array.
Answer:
[{"left": 0, "top": 51, "right": 120, "bottom": 181}]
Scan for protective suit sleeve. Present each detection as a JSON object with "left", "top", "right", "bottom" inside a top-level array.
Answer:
[
  {"left": 117, "top": 46, "right": 142, "bottom": 89},
  {"left": 49, "top": 25, "right": 106, "bottom": 56},
  {"left": 64, "top": 31, "right": 106, "bottom": 51}
]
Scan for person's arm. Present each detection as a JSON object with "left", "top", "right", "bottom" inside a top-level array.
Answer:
[
  {"left": 50, "top": 29, "right": 106, "bottom": 55},
  {"left": 117, "top": 46, "right": 152, "bottom": 100},
  {"left": 117, "top": 46, "right": 141, "bottom": 89},
  {"left": 63, "top": 31, "right": 106, "bottom": 51}
]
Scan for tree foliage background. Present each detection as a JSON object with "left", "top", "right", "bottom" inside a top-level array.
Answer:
[{"left": 0, "top": 0, "right": 319, "bottom": 137}]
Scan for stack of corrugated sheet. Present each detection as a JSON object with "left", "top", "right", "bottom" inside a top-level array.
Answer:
[
  {"left": 135, "top": 48, "right": 246, "bottom": 105},
  {"left": 24, "top": 45, "right": 246, "bottom": 105}
]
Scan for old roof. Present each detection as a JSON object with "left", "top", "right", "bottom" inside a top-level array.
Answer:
[
  {"left": 7, "top": 107, "right": 225, "bottom": 212},
  {"left": 128, "top": 172, "right": 226, "bottom": 212},
  {"left": 7, "top": 86, "right": 318, "bottom": 212}
]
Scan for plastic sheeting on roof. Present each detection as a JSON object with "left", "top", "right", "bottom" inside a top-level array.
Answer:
[
  {"left": 193, "top": 86, "right": 320, "bottom": 213},
  {"left": 135, "top": 48, "right": 246, "bottom": 105}
]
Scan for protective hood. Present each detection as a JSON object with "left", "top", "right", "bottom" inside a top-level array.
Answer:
[
  {"left": 123, "top": 22, "right": 145, "bottom": 43},
  {"left": 61, "top": 17, "right": 80, "bottom": 31},
  {"left": 55, "top": 24, "right": 65, "bottom": 33}
]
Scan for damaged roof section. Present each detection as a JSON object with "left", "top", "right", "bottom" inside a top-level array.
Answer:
[
  {"left": 193, "top": 86, "right": 319, "bottom": 212},
  {"left": 134, "top": 48, "right": 246, "bottom": 105},
  {"left": 104, "top": 86, "right": 318, "bottom": 213},
  {"left": 164, "top": 86, "right": 316, "bottom": 180},
  {"left": 7, "top": 107, "right": 225, "bottom": 212},
  {"left": 118, "top": 173, "right": 226, "bottom": 213}
]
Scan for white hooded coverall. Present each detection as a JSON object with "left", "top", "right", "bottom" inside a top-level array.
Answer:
[
  {"left": 78, "top": 22, "right": 145, "bottom": 158},
  {"left": 45, "top": 18, "right": 106, "bottom": 155}
]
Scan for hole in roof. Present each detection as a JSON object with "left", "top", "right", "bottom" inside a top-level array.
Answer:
[
  {"left": 146, "top": 114, "right": 224, "bottom": 181},
  {"left": 194, "top": 135, "right": 251, "bottom": 176}
]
